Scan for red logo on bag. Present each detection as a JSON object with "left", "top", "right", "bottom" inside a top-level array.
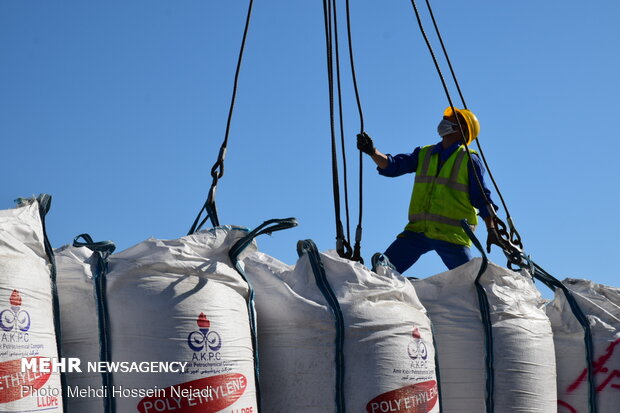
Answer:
[
  {"left": 137, "top": 373, "right": 248, "bottom": 413},
  {"left": 10, "top": 290, "right": 22, "bottom": 307},
  {"left": 197, "top": 313, "right": 210, "bottom": 329},
  {"left": 0, "top": 357, "right": 52, "bottom": 403},
  {"left": 366, "top": 380, "right": 438, "bottom": 413}
]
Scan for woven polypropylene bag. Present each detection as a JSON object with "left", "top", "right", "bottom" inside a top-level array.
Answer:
[
  {"left": 56, "top": 239, "right": 114, "bottom": 413},
  {"left": 0, "top": 197, "right": 63, "bottom": 412},
  {"left": 546, "top": 278, "right": 620, "bottom": 413},
  {"left": 413, "top": 258, "right": 557, "bottom": 413},
  {"left": 56, "top": 226, "right": 260, "bottom": 413},
  {"left": 243, "top": 242, "right": 439, "bottom": 413}
]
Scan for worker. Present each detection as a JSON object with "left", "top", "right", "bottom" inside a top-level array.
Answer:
[{"left": 357, "top": 107, "right": 504, "bottom": 274}]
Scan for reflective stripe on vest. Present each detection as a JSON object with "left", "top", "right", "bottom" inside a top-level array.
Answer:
[
  {"left": 406, "top": 145, "right": 478, "bottom": 246},
  {"left": 414, "top": 148, "right": 469, "bottom": 191}
]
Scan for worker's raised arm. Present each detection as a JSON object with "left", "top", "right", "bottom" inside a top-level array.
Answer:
[{"left": 357, "top": 132, "right": 389, "bottom": 169}]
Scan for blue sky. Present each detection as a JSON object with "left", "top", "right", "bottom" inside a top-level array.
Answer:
[{"left": 1, "top": 1, "right": 618, "bottom": 290}]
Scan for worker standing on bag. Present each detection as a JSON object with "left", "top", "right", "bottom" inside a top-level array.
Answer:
[{"left": 358, "top": 107, "right": 504, "bottom": 274}]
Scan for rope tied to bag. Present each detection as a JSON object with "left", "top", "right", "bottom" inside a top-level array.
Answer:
[
  {"left": 409, "top": 0, "right": 525, "bottom": 266},
  {"left": 189, "top": 0, "right": 254, "bottom": 234},
  {"left": 322, "top": 0, "right": 367, "bottom": 262}
]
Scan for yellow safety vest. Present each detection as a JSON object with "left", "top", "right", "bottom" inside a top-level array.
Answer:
[{"left": 405, "top": 144, "right": 478, "bottom": 246}]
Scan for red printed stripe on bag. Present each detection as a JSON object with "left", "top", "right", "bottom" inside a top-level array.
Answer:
[
  {"left": 366, "top": 380, "right": 438, "bottom": 413},
  {"left": 138, "top": 373, "right": 248, "bottom": 413},
  {"left": 0, "top": 357, "right": 52, "bottom": 404}
]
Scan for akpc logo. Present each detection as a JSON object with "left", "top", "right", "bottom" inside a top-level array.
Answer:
[
  {"left": 187, "top": 313, "right": 223, "bottom": 358},
  {"left": 0, "top": 290, "right": 31, "bottom": 336},
  {"left": 407, "top": 327, "right": 428, "bottom": 361}
]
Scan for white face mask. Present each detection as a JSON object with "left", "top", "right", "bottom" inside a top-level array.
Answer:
[{"left": 437, "top": 119, "right": 458, "bottom": 137}]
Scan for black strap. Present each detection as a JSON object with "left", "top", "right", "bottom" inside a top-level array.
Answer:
[
  {"left": 297, "top": 240, "right": 346, "bottom": 413},
  {"left": 531, "top": 263, "right": 598, "bottom": 413},
  {"left": 228, "top": 218, "right": 299, "bottom": 264},
  {"left": 15, "top": 195, "right": 69, "bottom": 413},
  {"left": 189, "top": 0, "right": 255, "bottom": 234},
  {"left": 463, "top": 219, "right": 598, "bottom": 413},
  {"left": 73, "top": 233, "right": 116, "bottom": 256},
  {"left": 73, "top": 233, "right": 116, "bottom": 413},
  {"left": 227, "top": 218, "right": 298, "bottom": 413},
  {"left": 461, "top": 220, "right": 494, "bottom": 413}
]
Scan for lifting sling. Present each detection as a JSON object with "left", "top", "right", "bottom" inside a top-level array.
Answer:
[
  {"left": 189, "top": 0, "right": 255, "bottom": 234},
  {"left": 322, "top": 0, "right": 367, "bottom": 262},
  {"left": 409, "top": 1, "right": 599, "bottom": 411}
]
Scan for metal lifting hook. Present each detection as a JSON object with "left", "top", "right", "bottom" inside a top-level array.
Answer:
[{"left": 493, "top": 215, "right": 531, "bottom": 270}]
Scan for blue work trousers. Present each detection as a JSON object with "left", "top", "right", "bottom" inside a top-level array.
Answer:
[{"left": 384, "top": 231, "right": 472, "bottom": 274}]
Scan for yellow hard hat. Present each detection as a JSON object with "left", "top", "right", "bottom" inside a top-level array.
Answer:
[{"left": 444, "top": 107, "right": 480, "bottom": 145}]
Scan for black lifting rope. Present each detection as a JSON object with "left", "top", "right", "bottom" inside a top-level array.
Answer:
[
  {"left": 410, "top": 2, "right": 599, "bottom": 412},
  {"left": 409, "top": 0, "right": 524, "bottom": 264},
  {"left": 421, "top": 0, "right": 524, "bottom": 259},
  {"left": 325, "top": 0, "right": 352, "bottom": 259},
  {"left": 322, "top": 0, "right": 367, "bottom": 262},
  {"left": 188, "top": 0, "right": 254, "bottom": 235},
  {"left": 345, "top": 0, "right": 367, "bottom": 263}
]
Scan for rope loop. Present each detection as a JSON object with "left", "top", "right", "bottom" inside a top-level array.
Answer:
[
  {"left": 188, "top": 0, "right": 254, "bottom": 234},
  {"left": 210, "top": 160, "right": 224, "bottom": 180}
]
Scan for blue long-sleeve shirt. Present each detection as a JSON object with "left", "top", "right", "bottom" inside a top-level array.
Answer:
[{"left": 378, "top": 141, "right": 497, "bottom": 219}]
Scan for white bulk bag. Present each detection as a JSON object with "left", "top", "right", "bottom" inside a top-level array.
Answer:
[
  {"left": 241, "top": 240, "right": 439, "bottom": 413},
  {"left": 56, "top": 235, "right": 115, "bottom": 413},
  {"left": 412, "top": 258, "right": 556, "bottom": 413},
  {"left": 103, "top": 226, "right": 260, "bottom": 413},
  {"left": 546, "top": 278, "right": 620, "bottom": 413},
  {"left": 0, "top": 195, "right": 64, "bottom": 412}
]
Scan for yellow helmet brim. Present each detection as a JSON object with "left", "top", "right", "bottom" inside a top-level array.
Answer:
[{"left": 444, "top": 107, "right": 480, "bottom": 145}]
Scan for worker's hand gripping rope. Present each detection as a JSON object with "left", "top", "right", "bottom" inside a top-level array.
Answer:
[{"left": 357, "top": 132, "right": 375, "bottom": 156}]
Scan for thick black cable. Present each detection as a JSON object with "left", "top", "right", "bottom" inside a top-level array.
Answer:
[
  {"left": 189, "top": 0, "right": 254, "bottom": 234},
  {"left": 344, "top": 0, "right": 365, "bottom": 262},
  {"left": 411, "top": 0, "right": 527, "bottom": 262},
  {"left": 321, "top": 0, "right": 367, "bottom": 261},
  {"left": 331, "top": 0, "right": 353, "bottom": 249},
  {"left": 423, "top": 0, "right": 521, "bottom": 248},
  {"left": 323, "top": 0, "right": 351, "bottom": 258},
  {"left": 408, "top": 1, "right": 493, "bottom": 212},
  {"left": 345, "top": 0, "right": 365, "bottom": 133},
  {"left": 423, "top": 0, "right": 467, "bottom": 109}
]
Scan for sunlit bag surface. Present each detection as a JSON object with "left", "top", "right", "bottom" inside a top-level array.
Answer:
[
  {"left": 413, "top": 258, "right": 557, "bottom": 413},
  {"left": 243, "top": 241, "right": 439, "bottom": 413},
  {"left": 0, "top": 198, "right": 63, "bottom": 412},
  {"left": 546, "top": 278, "right": 620, "bottom": 413}
]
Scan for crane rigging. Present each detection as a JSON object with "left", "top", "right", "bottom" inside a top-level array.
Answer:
[
  {"left": 321, "top": 0, "right": 366, "bottom": 262},
  {"left": 408, "top": 1, "right": 598, "bottom": 411},
  {"left": 188, "top": 0, "right": 255, "bottom": 235}
]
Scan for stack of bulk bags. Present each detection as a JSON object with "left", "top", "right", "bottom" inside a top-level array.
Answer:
[
  {"left": 56, "top": 235, "right": 115, "bottom": 413},
  {"left": 411, "top": 257, "right": 557, "bottom": 413},
  {"left": 241, "top": 239, "right": 439, "bottom": 413},
  {"left": 546, "top": 278, "right": 620, "bottom": 413},
  {"left": 0, "top": 195, "right": 64, "bottom": 412}
]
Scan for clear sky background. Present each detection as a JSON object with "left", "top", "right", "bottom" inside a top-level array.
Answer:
[{"left": 1, "top": 1, "right": 618, "bottom": 292}]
